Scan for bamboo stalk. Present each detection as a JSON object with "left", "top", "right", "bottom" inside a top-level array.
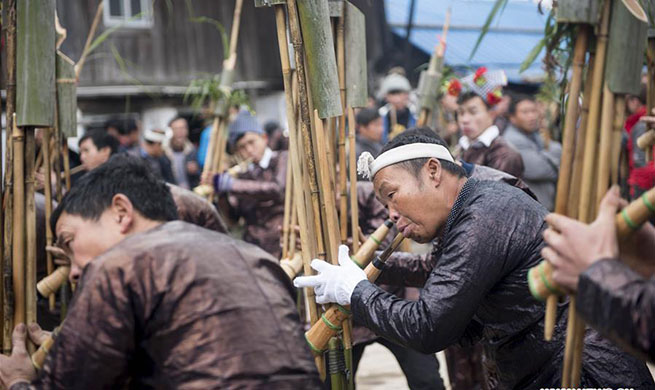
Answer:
[
  {"left": 347, "top": 107, "right": 360, "bottom": 254},
  {"left": 289, "top": 195, "right": 298, "bottom": 258},
  {"left": 201, "top": 117, "right": 220, "bottom": 181},
  {"left": 75, "top": 1, "right": 104, "bottom": 81},
  {"left": 568, "top": 53, "right": 595, "bottom": 219},
  {"left": 62, "top": 142, "right": 72, "bottom": 191},
  {"left": 273, "top": 4, "right": 319, "bottom": 326},
  {"left": 11, "top": 115, "right": 25, "bottom": 329},
  {"left": 42, "top": 130, "right": 55, "bottom": 311},
  {"left": 54, "top": 127, "right": 63, "bottom": 203},
  {"left": 282, "top": 154, "right": 294, "bottom": 259},
  {"left": 611, "top": 97, "right": 626, "bottom": 185},
  {"left": 2, "top": 0, "right": 17, "bottom": 353},
  {"left": 561, "top": 297, "right": 578, "bottom": 387},
  {"left": 595, "top": 85, "right": 615, "bottom": 207},
  {"left": 24, "top": 128, "right": 36, "bottom": 354},
  {"left": 545, "top": 26, "right": 589, "bottom": 341}
]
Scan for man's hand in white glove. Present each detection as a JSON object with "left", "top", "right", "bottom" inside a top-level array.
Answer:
[{"left": 293, "top": 245, "right": 367, "bottom": 305}]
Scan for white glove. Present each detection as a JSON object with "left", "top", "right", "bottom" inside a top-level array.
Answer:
[{"left": 293, "top": 245, "right": 367, "bottom": 305}]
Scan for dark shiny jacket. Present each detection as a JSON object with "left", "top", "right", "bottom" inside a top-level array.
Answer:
[
  {"left": 168, "top": 184, "right": 227, "bottom": 233},
  {"left": 351, "top": 180, "right": 653, "bottom": 389},
  {"left": 577, "top": 258, "right": 655, "bottom": 363},
  {"left": 228, "top": 151, "right": 288, "bottom": 258},
  {"left": 460, "top": 136, "right": 524, "bottom": 178},
  {"left": 31, "top": 222, "right": 320, "bottom": 389}
]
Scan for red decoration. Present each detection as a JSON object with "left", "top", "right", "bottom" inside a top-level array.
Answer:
[
  {"left": 474, "top": 67, "right": 487, "bottom": 86},
  {"left": 487, "top": 89, "right": 503, "bottom": 106},
  {"left": 446, "top": 79, "right": 462, "bottom": 96}
]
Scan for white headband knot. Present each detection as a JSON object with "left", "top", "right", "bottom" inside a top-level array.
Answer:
[{"left": 356, "top": 143, "right": 455, "bottom": 179}]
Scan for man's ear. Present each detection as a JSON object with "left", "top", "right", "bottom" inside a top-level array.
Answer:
[
  {"left": 110, "top": 194, "right": 135, "bottom": 234},
  {"left": 425, "top": 158, "right": 442, "bottom": 187}
]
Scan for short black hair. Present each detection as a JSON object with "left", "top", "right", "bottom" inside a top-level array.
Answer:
[
  {"left": 508, "top": 94, "right": 534, "bottom": 115},
  {"left": 51, "top": 154, "right": 178, "bottom": 236},
  {"left": 356, "top": 108, "right": 381, "bottom": 127},
  {"left": 105, "top": 117, "right": 138, "bottom": 135},
  {"left": 379, "top": 127, "right": 466, "bottom": 178},
  {"left": 168, "top": 116, "right": 187, "bottom": 127},
  {"left": 457, "top": 91, "right": 491, "bottom": 110},
  {"left": 264, "top": 121, "right": 281, "bottom": 136},
  {"left": 79, "top": 129, "right": 119, "bottom": 155}
]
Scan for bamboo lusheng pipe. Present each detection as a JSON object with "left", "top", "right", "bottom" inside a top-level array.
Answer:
[
  {"left": 31, "top": 326, "right": 60, "bottom": 371},
  {"left": 59, "top": 164, "right": 85, "bottom": 180},
  {"left": 11, "top": 115, "right": 26, "bottom": 329},
  {"left": 567, "top": 52, "right": 595, "bottom": 219},
  {"left": 62, "top": 143, "right": 71, "bottom": 191},
  {"left": 529, "top": 186, "right": 655, "bottom": 301},
  {"left": 54, "top": 127, "right": 63, "bottom": 203},
  {"left": 350, "top": 220, "right": 394, "bottom": 268},
  {"left": 595, "top": 85, "right": 615, "bottom": 207},
  {"left": 282, "top": 156, "right": 294, "bottom": 260},
  {"left": 3, "top": 0, "right": 17, "bottom": 353},
  {"left": 273, "top": 5, "right": 320, "bottom": 328},
  {"left": 611, "top": 96, "right": 626, "bottom": 185},
  {"left": 43, "top": 130, "right": 55, "bottom": 311},
  {"left": 193, "top": 158, "right": 253, "bottom": 197},
  {"left": 25, "top": 128, "right": 37, "bottom": 353},
  {"left": 305, "top": 233, "right": 405, "bottom": 354},
  {"left": 75, "top": 1, "right": 104, "bottom": 81},
  {"left": 637, "top": 130, "right": 655, "bottom": 162},
  {"left": 545, "top": 26, "right": 589, "bottom": 341},
  {"left": 37, "top": 266, "right": 70, "bottom": 299},
  {"left": 337, "top": 13, "right": 348, "bottom": 246},
  {"left": 347, "top": 107, "right": 360, "bottom": 254}
]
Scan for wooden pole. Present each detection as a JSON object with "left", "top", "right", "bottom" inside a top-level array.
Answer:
[
  {"left": 595, "top": 85, "right": 615, "bottom": 207},
  {"left": 337, "top": 14, "right": 348, "bottom": 245},
  {"left": 62, "top": 142, "right": 72, "bottom": 191},
  {"left": 347, "top": 107, "right": 360, "bottom": 254},
  {"left": 282, "top": 154, "right": 294, "bottom": 260},
  {"left": 54, "top": 124, "right": 63, "bottom": 203},
  {"left": 2, "top": 0, "right": 17, "bottom": 353},
  {"left": 24, "top": 128, "right": 36, "bottom": 353},
  {"left": 11, "top": 115, "right": 25, "bottom": 329},
  {"left": 545, "top": 26, "right": 589, "bottom": 341},
  {"left": 75, "top": 1, "right": 104, "bottom": 81},
  {"left": 42, "top": 130, "right": 55, "bottom": 311}
]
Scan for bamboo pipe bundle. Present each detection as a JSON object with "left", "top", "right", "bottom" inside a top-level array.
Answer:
[
  {"left": 2, "top": 0, "right": 17, "bottom": 353},
  {"left": 305, "top": 233, "right": 405, "bottom": 354},
  {"left": 347, "top": 107, "right": 360, "bottom": 254},
  {"left": 544, "top": 26, "right": 589, "bottom": 341},
  {"left": 528, "top": 186, "right": 655, "bottom": 301},
  {"left": 37, "top": 266, "right": 70, "bottom": 299}
]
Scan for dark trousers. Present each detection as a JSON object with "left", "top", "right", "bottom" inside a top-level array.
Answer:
[{"left": 353, "top": 338, "right": 445, "bottom": 390}]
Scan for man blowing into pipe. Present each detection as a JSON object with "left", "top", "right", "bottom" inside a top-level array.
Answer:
[
  {"left": 295, "top": 131, "right": 654, "bottom": 388},
  {"left": 0, "top": 154, "right": 321, "bottom": 390}
]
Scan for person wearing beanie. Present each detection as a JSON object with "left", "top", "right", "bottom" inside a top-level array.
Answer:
[
  {"left": 377, "top": 69, "right": 417, "bottom": 142},
  {"left": 210, "top": 109, "right": 288, "bottom": 258},
  {"left": 451, "top": 68, "right": 524, "bottom": 178},
  {"left": 140, "top": 128, "right": 177, "bottom": 184}
]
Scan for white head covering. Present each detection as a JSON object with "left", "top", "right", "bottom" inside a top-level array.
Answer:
[{"left": 357, "top": 143, "right": 454, "bottom": 180}]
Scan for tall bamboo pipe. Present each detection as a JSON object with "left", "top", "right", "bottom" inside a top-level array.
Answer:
[
  {"left": 11, "top": 115, "right": 25, "bottom": 329},
  {"left": 25, "top": 128, "right": 37, "bottom": 353},
  {"left": 282, "top": 154, "right": 294, "bottom": 259},
  {"left": 611, "top": 96, "right": 626, "bottom": 185},
  {"left": 347, "top": 107, "right": 360, "bottom": 254},
  {"left": 337, "top": 14, "right": 348, "bottom": 245},
  {"left": 42, "top": 130, "right": 55, "bottom": 311},
  {"left": 595, "top": 85, "right": 615, "bottom": 207}
]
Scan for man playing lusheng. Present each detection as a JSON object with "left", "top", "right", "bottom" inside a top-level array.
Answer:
[
  {"left": 295, "top": 132, "right": 654, "bottom": 388},
  {"left": 0, "top": 155, "right": 320, "bottom": 390}
]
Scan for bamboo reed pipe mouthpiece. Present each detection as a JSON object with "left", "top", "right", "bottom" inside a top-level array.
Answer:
[
  {"left": 193, "top": 184, "right": 213, "bottom": 197},
  {"left": 305, "top": 233, "right": 405, "bottom": 354},
  {"left": 530, "top": 186, "right": 655, "bottom": 301},
  {"left": 280, "top": 252, "right": 303, "bottom": 280},
  {"left": 226, "top": 158, "right": 252, "bottom": 177},
  {"left": 31, "top": 326, "right": 60, "bottom": 371},
  {"left": 350, "top": 220, "right": 394, "bottom": 268},
  {"left": 59, "top": 164, "right": 84, "bottom": 179},
  {"left": 37, "top": 266, "right": 70, "bottom": 298}
]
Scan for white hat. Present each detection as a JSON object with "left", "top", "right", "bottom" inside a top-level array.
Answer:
[
  {"left": 378, "top": 73, "right": 412, "bottom": 97},
  {"left": 144, "top": 128, "right": 166, "bottom": 143}
]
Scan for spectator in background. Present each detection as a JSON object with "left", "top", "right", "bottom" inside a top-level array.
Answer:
[
  {"left": 197, "top": 105, "right": 241, "bottom": 169},
  {"left": 163, "top": 116, "right": 200, "bottom": 189},
  {"left": 264, "top": 121, "right": 288, "bottom": 151},
  {"left": 78, "top": 129, "right": 119, "bottom": 172},
  {"left": 208, "top": 110, "right": 287, "bottom": 258},
  {"left": 378, "top": 68, "right": 416, "bottom": 142},
  {"left": 492, "top": 94, "right": 512, "bottom": 133},
  {"left": 355, "top": 108, "right": 384, "bottom": 159},
  {"left": 140, "top": 128, "right": 176, "bottom": 184},
  {"left": 504, "top": 94, "right": 561, "bottom": 211},
  {"left": 106, "top": 118, "right": 140, "bottom": 155},
  {"left": 624, "top": 84, "right": 655, "bottom": 199}
]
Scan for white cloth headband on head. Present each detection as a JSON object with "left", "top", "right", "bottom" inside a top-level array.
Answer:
[{"left": 357, "top": 143, "right": 455, "bottom": 179}]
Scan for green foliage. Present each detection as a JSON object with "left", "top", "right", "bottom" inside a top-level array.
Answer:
[
  {"left": 183, "top": 74, "right": 250, "bottom": 114},
  {"left": 468, "top": 0, "right": 509, "bottom": 61},
  {"left": 185, "top": 0, "right": 230, "bottom": 60}
]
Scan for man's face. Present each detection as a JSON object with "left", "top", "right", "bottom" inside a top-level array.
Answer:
[
  {"left": 626, "top": 96, "right": 643, "bottom": 115},
  {"left": 235, "top": 132, "right": 268, "bottom": 163},
  {"left": 79, "top": 138, "right": 111, "bottom": 171},
  {"left": 386, "top": 91, "right": 409, "bottom": 111},
  {"left": 144, "top": 141, "right": 163, "bottom": 157},
  {"left": 510, "top": 99, "right": 539, "bottom": 133},
  {"left": 170, "top": 118, "right": 189, "bottom": 147},
  {"left": 456, "top": 96, "right": 493, "bottom": 140},
  {"left": 55, "top": 210, "right": 125, "bottom": 282},
  {"left": 360, "top": 117, "right": 384, "bottom": 142},
  {"left": 373, "top": 163, "right": 445, "bottom": 243}
]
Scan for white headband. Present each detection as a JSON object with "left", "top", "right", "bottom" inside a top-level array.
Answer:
[{"left": 357, "top": 143, "right": 455, "bottom": 179}]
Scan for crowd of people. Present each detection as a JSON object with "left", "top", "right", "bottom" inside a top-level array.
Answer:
[{"left": 1, "top": 64, "right": 654, "bottom": 390}]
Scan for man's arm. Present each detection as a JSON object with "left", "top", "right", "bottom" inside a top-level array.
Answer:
[
  {"left": 230, "top": 152, "right": 288, "bottom": 201},
  {"left": 376, "top": 248, "right": 438, "bottom": 287},
  {"left": 577, "top": 259, "right": 655, "bottom": 362}
]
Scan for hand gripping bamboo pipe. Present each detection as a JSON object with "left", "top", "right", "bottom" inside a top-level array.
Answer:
[
  {"left": 349, "top": 220, "right": 393, "bottom": 268},
  {"left": 37, "top": 266, "right": 70, "bottom": 299},
  {"left": 193, "top": 158, "right": 252, "bottom": 197},
  {"left": 305, "top": 233, "right": 405, "bottom": 354},
  {"left": 31, "top": 326, "right": 60, "bottom": 371},
  {"left": 528, "top": 186, "right": 655, "bottom": 301}
]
